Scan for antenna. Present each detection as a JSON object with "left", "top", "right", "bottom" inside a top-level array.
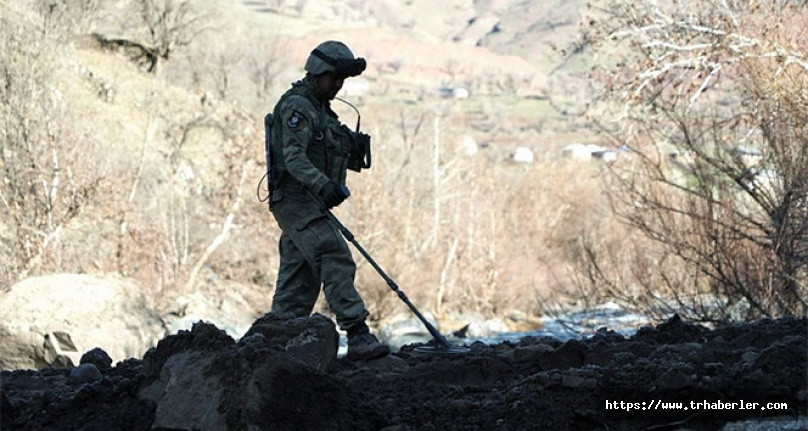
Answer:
[{"left": 335, "top": 96, "right": 361, "bottom": 132}]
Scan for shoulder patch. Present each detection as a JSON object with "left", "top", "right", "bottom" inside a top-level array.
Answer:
[{"left": 286, "top": 111, "right": 306, "bottom": 130}]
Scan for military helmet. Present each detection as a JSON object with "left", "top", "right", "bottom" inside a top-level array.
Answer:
[{"left": 304, "top": 40, "right": 366, "bottom": 77}]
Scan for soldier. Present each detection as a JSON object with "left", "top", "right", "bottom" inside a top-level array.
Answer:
[{"left": 265, "top": 40, "right": 389, "bottom": 360}]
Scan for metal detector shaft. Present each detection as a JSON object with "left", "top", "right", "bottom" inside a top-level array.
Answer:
[{"left": 306, "top": 189, "right": 452, "bottom": 348}]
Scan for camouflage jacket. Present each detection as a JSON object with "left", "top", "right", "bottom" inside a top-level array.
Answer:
[{"left": 269, "top": 77, "right": 368, "bottom": 198}]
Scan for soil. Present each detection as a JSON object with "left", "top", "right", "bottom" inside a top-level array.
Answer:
[{"left": 2, "top": 314, "right": 806, "bottom": 431}]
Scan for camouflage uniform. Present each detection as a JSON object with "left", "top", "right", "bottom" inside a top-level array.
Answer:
[{"left": 267, "top": 42, "right": 378, "bottom": 346}]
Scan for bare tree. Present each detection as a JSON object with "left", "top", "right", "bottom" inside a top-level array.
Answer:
[
  {"left": 575, "top": 0, "right": 808, "bottom": 320},
  {"left": 0, "top": 14, "right": 103, "bottom": 285},
  {"left": 35, "top": 0, "right": 102, "bottom": 35},
  {"left": 247, "top": 38, "right": 285, "bottom": 108},
  {"left": 142, "top": 0, "right": 202, "bottom": 56},
  {"left": 96, "top": 0, "right": 209, "bottom": 73}
]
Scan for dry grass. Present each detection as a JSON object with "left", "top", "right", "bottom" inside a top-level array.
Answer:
[
  {"left": 0, "top": 0, "right": 622, "bottom": 325},
  {"left": 6, "top": 0, "right": 801, "bottom": 329}
]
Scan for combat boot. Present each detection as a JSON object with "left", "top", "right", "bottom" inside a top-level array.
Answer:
[{"left": 346, "top": 322, "right": 390, "bottom": 360}]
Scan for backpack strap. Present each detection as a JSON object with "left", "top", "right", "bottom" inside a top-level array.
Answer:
[{"left": 261, "top": 113, "right": 280, "bottom": 210}]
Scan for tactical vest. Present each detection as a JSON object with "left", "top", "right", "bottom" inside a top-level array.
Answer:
[{"left": 269, "top": 80, "right": 357, "bottom": 191}]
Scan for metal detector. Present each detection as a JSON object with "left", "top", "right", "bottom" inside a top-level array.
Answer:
[{"left": 305, "top": 189, "right": 470, "bottom": 356}]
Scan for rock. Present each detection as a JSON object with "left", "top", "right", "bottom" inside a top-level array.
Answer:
[
  {"left": 610, "top": 351, "right": 637, "bottom": 365},
  {"left": 545, "top": 338, "right": 587, "bottom": 370},
  {"left": 561, "top": 373, "right": 597, "bottom": 389},
  {"left": 80, "top": 348, "right": 113, "bottom": 372},
  {"left": 165, "top": 281, "right": 268, "bottom": 339},
  {"left": 0, "top": 273, "right": 166, "bottom": 370},
  {"left": 653, "top": 313, "right": 709, "bottom": 343},
  {"left": 140, "top": 313, "right": 339, "bottom": 430},
  {"left": 379, "top": 426, "right": 414, "bottom": 431},
  {"left": 720, "top": 417, "right": 808, "bottom": 430},
  {"left": 361, "top": 354, "right": 409, "bottom": 372},
  {"left": 650, "top": 342, "right": 703, "bottom": 363},
  {"left": 68, "top": 363, "right": 102, "bottom": 385},
  {"left": 147, "top": 351, "right": 228, "bottom": 430},
  {"left": 654, "top": 366, "right": 693, "bottom": 389},
  {"left": 512, "top": 343, "right": 555, "bottom": 364},
  {"left": 448, "top": 312, "right": 511, "bottom": 338},
  {"left": 1, "top": 315, "right": 805, "bottom": 431},
  {"left": 241, "top": 312, "right": 338, "bottom": 371},
  {"left": 380, "top": 312, "right": 441, "bottom": 351}
]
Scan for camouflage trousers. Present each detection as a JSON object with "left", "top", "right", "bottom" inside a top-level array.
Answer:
[{"left": 269, "top": 191, "right": 369, "bottom": 331}]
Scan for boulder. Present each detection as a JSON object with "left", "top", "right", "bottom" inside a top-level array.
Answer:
[
  {"left": 379, "top": 312, "right": 441, "bottom": 352},
  {"left": 140, "top": 313, "right": 339, "bottom": 431},
  {"left": 68, "top": 363, "right": 102, "bottom": 385},
  {"left": 80, "top": 347, "right": 113, "bottom": 372},
  {"left": 0, "top": 273, "right": 166, "bottom": 370},
  {"left": 164, "top": 280, "right": 268, "bottom": 339}
]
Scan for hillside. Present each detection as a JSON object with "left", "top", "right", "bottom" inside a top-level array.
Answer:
[
  {"left": 2, "top": 5, "right": 807, "bottom": 431},
  {"left": 7, "top": 0, "right": 804, "bottom": 372},
  {"left": 1, "top": 0, "right": 598, "bottom": 307}
]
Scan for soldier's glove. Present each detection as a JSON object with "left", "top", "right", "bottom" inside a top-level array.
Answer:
[{"left": 320, "top": 180, "right": 349, "bottom": 209}]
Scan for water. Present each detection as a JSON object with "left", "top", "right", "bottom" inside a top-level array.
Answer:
[
  {"left": 476, "top": 302, "right": 653, "bottom": 345},
  {"left": 339, "top": 302, "right": 655, "bottom": 355}
]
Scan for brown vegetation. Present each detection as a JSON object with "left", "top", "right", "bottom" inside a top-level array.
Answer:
[
  {"left": 566, "top": 0, "right": 808, "bottom": 321},
  {"left": 1, "top": 0, "right": 804, "bottom": 328}
]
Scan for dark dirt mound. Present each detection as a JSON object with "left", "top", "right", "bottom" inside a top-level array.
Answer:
[{"left": 2, "top": 314, "right": 806, "bottom": 431}]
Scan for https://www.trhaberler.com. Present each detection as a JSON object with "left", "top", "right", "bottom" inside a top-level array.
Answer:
[{"left": 598, "top": 388, "right": 800, "bottom": 422}]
